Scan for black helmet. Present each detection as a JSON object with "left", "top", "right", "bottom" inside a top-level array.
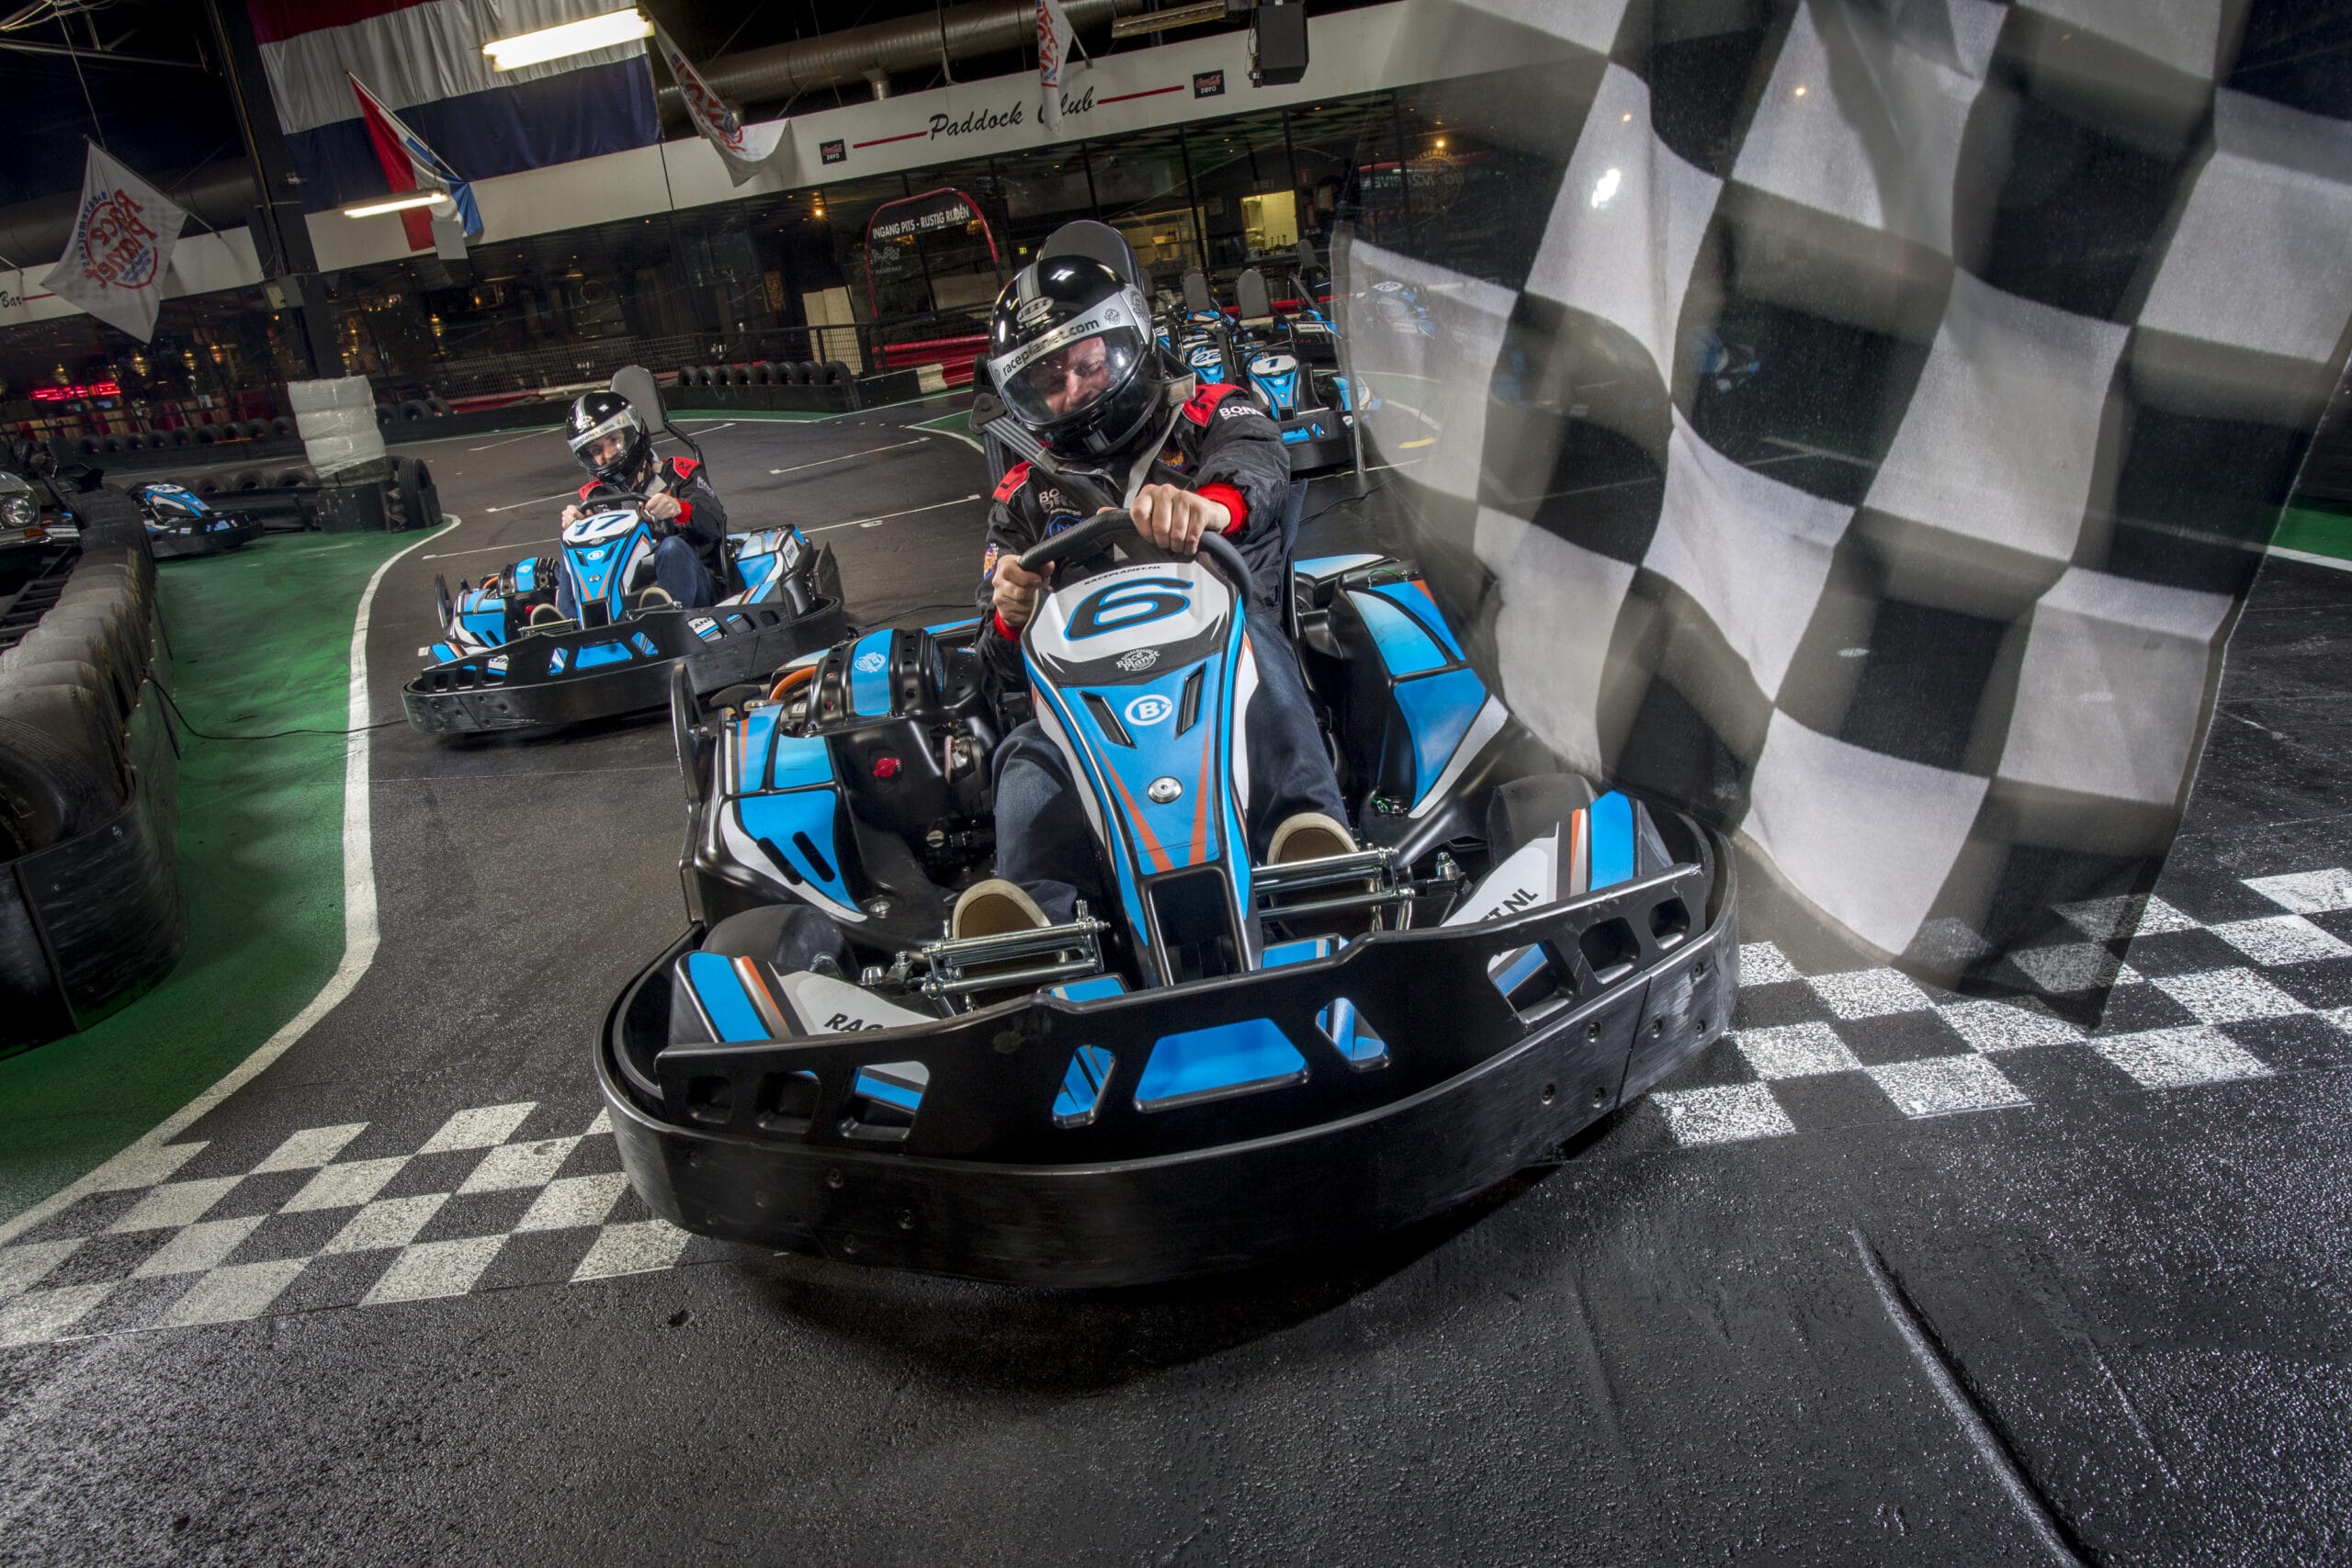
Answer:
[
  {"left": 566, "top": 390, "right": 651, "bottom": 488},
  {"left": 985, "top": 255, "right": 1163, "bottom": 459}
]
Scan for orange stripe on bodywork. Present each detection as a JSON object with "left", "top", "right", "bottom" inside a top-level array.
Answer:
[
  {"left": 1102, "top": 764, "right": 1174, "bottom": 874},
  {"left": 1188, "top": 713, "right": 1216, "bottom": 863},
  {"left": 732, "top": 955, "right": 792, "bottom": 1038},
  {"left": 1567, "top": 808, "right": 1589, "bottom": 897}
]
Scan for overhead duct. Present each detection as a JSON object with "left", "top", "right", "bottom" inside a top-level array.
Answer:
[{"left": 655, "top": 0, "right": 1148, "bottom": 124}]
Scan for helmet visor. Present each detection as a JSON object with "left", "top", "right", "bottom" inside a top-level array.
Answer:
[
  {"left": 989, "top": 289, "right": 1152, "bottom": 429},
  {"left": 568, "top": 407, "right": 642, "bottom": 474}
]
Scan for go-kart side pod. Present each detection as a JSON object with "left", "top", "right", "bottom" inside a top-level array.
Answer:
[{"left": 597, "top": 817, "right": 1736, "bottom": 1287}]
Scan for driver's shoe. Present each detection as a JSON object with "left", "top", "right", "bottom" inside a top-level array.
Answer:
[
  {"left": 951, "top": 878, "right": 1050, "bottom": 942},
  {"left": 1269, "top": 812, "right": 1371, "bottom": 936},
  {"left": 1269, "top": 812, "right": 1354, "bottom": 864}
]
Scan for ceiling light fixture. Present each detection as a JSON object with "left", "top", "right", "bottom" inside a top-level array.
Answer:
[
  {"left": 343, "top": 193, "right": 450, "bottom": 218},
  {"left": 482, "top": 7, "right": 650, "bottom": 72}
]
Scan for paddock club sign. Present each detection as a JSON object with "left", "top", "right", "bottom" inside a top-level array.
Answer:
[{"left": 837, "top": 80, "right": 1186, "bottom": 164}]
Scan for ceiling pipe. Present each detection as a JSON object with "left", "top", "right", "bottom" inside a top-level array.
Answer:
[{"left": 654, "top": 0, "right": 1148, "bottom": 125}]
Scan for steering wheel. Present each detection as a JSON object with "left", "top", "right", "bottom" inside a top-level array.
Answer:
[
  {"left": 574, "top": 488, "right": 674, "bottom": 537},
  {"left": 1017, "top": 507, "right": 1252, "bottom": 593}
]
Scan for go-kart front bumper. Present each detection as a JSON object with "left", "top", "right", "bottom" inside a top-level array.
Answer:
[
  {"left": 598, "top": 829, "right": 1737, "bottom": 1287},
  {"left": 149, "top": 519, "right": 262, "bottom": 560},
  {"left": 403, "top": 596, "right": 847, "bottom": 735}
]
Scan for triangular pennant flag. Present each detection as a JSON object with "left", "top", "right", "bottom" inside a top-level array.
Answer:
[
  {"left": 42, "top": 144, "right": 189, "bottom": 344},
  {"left": 1038, "top": 0, "right": 1080, "bottom": 138},
  {"left": 346, "top": 71, "right": 482, "bottom": 252},
  {"left": 654, "top": 27, "right": 785, "bottom": 186}
]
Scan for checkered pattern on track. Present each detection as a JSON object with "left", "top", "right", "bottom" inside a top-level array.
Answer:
[
  {"left": 1652, "top": 863, "right": 2352, "bottom": 1145},
  {"left": 0, "top": 1104, "right": 715, "bottom": 1351},
  {"left": 1344, "top": 0, "right": 2352, "bottom": 975}
]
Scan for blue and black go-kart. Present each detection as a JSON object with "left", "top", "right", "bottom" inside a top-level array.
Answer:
[
  {"left": 401, "top": 490, "right": 848, "bottom": 736},
  {"left": 132, "top": 481, "right": 262, "bottom": 560},
  {"left": 600, "top": 503, "right": 1737, "bottom": 1286}
]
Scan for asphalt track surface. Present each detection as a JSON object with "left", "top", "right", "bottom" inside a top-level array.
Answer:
[{"left": 5, "top": 400, "right": 2350, "bottom": 1565}]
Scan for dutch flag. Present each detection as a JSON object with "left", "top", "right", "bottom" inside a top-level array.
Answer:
[{"left": 347, "top": 70, "right": 483, "bottom": 250}]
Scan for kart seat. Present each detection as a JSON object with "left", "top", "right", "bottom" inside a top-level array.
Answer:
[
  {"left": 1182, "top": 268, "right": 1216, "bottom": 317},
  {"left": 1039, "top": 220, "right": 1148, "bottom": 294},
  {"left": 1236, "top": 267, "right": 1276, "bottom": 331}
]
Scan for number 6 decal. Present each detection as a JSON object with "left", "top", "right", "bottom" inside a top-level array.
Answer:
[{"left": 1067, "top": 575, "right": 1194, "bottom": 640}]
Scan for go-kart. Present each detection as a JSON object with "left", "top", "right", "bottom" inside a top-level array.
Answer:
[
  {"left": 401, "top": 489, "right": 848, "bottom": 736},
  {"left": 599, "top": 502, "right": 1737, "bottom": 1286},
  {"left": 131, "top": 481, "right": 261, "bottom": 560}
]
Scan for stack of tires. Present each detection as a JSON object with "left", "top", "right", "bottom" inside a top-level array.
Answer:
[{"left": 0, "top": 488, "right": 186, "bottom": 1050}]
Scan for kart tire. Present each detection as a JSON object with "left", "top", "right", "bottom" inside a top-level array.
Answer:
[
  {"left": 820, "top": 361, "right": 850, "bottom": 385},
  {"left": 0, "top": 712, "right": 117, "bottom": 860},
  {"left": 276, "top": 467, "right": 313, "bottom": 489},
  {"left": 701, "top": 904, "right": 853, "bottom": 977},
  {"left": 233, "top": 469, "right": 266, "bottom": 491},
  {"left": 271, "top": 416, "right": 295, "bottom": 437},
  {"left": 1486, "top": 773, "right": 1600, "bottom": 862},
  {"left": 751, "top": 361, "right": 776, "bottom": 385},
  {"left": 195, "top": 426, "right": 219, "bottom": 446},
  {"left": 731, "top": 365, "right": 754, "bottom": 387},
  {"left": 170, "top": 429, "right": 195, "bottom": 448},
  {"left": 424, "top": 396, "right": 452, "bottom": 416},
  {"left": 399, "top": 400, "right": 427, "bottom": 423},
  {"left": 790, "top": 361, "right": 818, "bottom": 386},
  {"left": 695, "top": 366, "right": 719, "bottom": 389},
  {"left": 377, "top": 405, "right": 395, "bottom": 428},
  {"left": 102, "top": 435, "right": 125, "bottom": 455},
  {"left": 77, "top": 437, "right": 99, "bottom": 456},
  {"left": 2, "top": 658, "right": 131, "bottom": 760},
  {"left": 395, "top": 456, "right": 433, "bottom": 528},
  {"left": 194, "top": 474, "right": 223, "bottom": 496}
]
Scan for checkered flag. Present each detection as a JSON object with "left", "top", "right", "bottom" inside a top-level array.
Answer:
[{"left": 1340, "top": 0, "right": 2352, "bottom": 987}]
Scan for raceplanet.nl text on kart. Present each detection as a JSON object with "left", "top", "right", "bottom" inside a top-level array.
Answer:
[{"left": 600, "top": 510, "right": 1737, "bottom": 1285}]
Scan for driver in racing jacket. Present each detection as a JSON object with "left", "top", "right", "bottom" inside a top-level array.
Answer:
[
  {"left": 555, "top": 389, "right": 727, "bottom": 614},
  {"left": 952, "top": 243, "right": 1355, "bottom": 943}
]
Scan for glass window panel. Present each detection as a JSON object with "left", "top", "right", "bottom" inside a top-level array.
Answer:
[{"left": 1083, "top": 122, "right": 1202, "bottom": 298}]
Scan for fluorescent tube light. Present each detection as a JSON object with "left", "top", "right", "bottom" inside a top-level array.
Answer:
[
  {"left": 482, "top": 7, "right": 651, "bottom": 71},
  {"left": 344, "top": 193, "right": 450, "bottom": 218}
]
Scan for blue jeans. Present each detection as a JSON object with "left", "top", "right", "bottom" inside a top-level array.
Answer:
[
  {"left": 994, "top": 604, "right": 1347, "bottom": 924},
  {"left": 556, "top": 534, "right": 716, "bottom": 618}
]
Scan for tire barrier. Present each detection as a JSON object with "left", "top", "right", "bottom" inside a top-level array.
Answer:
[
  {"left": 172, "top": 428, "right": 196, "bottom": 447},
  {"left": 233, "top": 469, "right": 266, "bottom": 491},
  {"left": 424, "top": 395, "right": 452, "bottom": 416},
  {"left": 820, "top": 361, "right": 851, "bottom": 385},
  {"left": 377, "top": 405, "right": 395, "bottom": 428},
  {"left": 398, "top": 400, "right": 427, "bottom": 422},
  {"left": 751, "top": 361, "right": 776, "bottom": 385},
  {"left": 271, "top": 415, "right": 295, "bottom": 437},
  {"left": 194, "top": 474, "right": 224, "bottom": 496},
  {"left": 275, "top": 466, "right": 315, "bottom": 489},
  {"left": 0, "top": 491, "right": 185, "bottom": 1049}
]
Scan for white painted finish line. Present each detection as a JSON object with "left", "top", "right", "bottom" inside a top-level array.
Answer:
[
  {"left": 768, "top": 436, "right": 926, "bottom": 475},
  {"left": 808, "top": 494, "right": 984, "bottom": 534}
]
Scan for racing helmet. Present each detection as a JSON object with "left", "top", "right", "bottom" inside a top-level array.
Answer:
[
  {"left": 566, "top": 390, "right": 652, "bottom": 489},
  {"left": 985, "top": 255, "right": 1165, "bottom": 459}
]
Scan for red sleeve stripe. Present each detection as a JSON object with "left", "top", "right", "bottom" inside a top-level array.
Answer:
[
  {"left": 993, "top": 609, "right": 1022, "bottom": 640},
  {"left": 992, "top": 460, "right": 1033, "bottom": 503},
  {"left": 1196, "top": 481, "right": 1248, "bottom": 536},
  {"left": 1181, "top": 382, "right": 1247, "bottom": 426}
]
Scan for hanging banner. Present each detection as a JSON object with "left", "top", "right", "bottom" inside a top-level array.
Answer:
[
  {"left": 1037, "top": 0, "right": 1079, "bottom": 137},
  {"left": 653, "top": 26, "right": 785, "bottom": 186},
  {"left": 41, "top": 145, "right": 189, "bottom": 344},
  {"left": 347, "top": 69, "right": 482, "bottom": 252}
]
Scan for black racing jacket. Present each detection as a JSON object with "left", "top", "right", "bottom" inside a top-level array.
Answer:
[
  {"left": 579, "top": 455, "right": 729, "bottom": 584},
  {"left": 973, "top": 380, "right": 1293, "bottom": 695}
]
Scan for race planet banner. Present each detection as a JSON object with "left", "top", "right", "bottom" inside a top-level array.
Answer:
[
  {"left": 1340, "top": 1, "right": 2352, "bottom": 996},
  {"left": 654, "top": 26, "right": 783, "bottom": 186},
  {"left": 41, "top": 145, "right": 188, "bottom": 344},
  {"left": 1037, "top": 0, "right": 1080, "bottom": 137}
]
